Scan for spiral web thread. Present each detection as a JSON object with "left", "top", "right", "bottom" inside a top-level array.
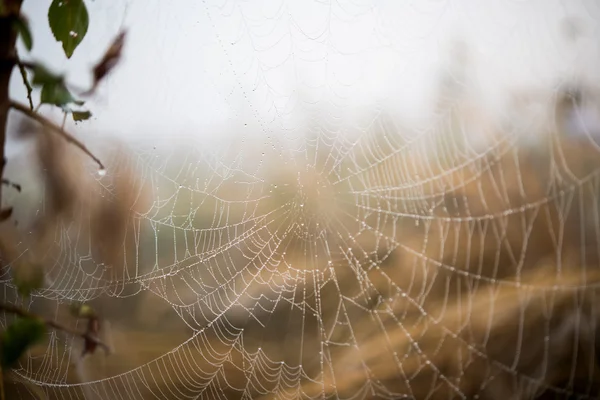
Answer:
[{"left": 4, "top": 0, "right": 600, "bottom": 399}]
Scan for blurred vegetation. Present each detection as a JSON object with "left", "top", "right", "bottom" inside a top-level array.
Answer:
[
  {"left": 0, "top": 0, "right": 125, "bottom": 398},
  {"left": 0, "top": 2, "right": 600, "bottom": 400}
]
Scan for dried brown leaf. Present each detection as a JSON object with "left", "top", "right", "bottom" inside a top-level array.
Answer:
[
  {"left": 86, "top": 31, "right": 126, "bottom": 95},
  {"left": 0, "top": 207, "right": 13, "bottom": 222}
]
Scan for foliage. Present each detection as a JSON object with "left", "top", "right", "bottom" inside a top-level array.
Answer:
[
  {"left": 72, "top": 109, "right": 91, "bottom": 121},
  {"left": 40, "top": 77, "right": 77, "bottom": 106},
  {"left": 0, "top": 317, "right": 46, "bottom": 368},
  {"left": 11, "top": 0, "right": 123, "bottom": 117},
  {"left": 12, "top": 15, "right": 32, "bottom": 51},
  {"left": 48, "top": 0, "right": 89, "bottom": 59},
  {"left": 0, "top": 0, "right": 121, "bottom": 389}
]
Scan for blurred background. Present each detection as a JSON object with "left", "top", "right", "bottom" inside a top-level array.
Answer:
[{"left": 3, "top": 0, "right": 600, "bottom": 399}]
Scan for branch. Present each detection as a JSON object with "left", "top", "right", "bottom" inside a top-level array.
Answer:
[
  {"left": 1, "top": 179, "right": 19, "bottom": 192},
  {"left": 5, "top": 57, "right": 98, "bottom": 98},
  {"left": 14, "top": 51, "right": 33, "bottom": 110},
  {"left": 0, "top": 302, "right": 110, "bottom": 354},
  {"left": 9, "top": 100, "right": 104, "bottom": 170},
  {"left": 0, "top": 1, "right": 24, "bottom": 224}
]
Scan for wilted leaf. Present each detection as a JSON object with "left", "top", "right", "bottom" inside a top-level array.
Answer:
[
  {"left": 41, "top": 80, "right": 76, "bottom": 107},
  {"left": 0, "top": 207, "right": 12, "bottom": 222},
  {"left": 0, "top": 317, "right": 46, "bottom": 368},
  {"left": 72, "top": 110, "right": 91, "bottom": 121},
  {"left": 13, "top": 16, "right": 33, "bottom": 51},
  {"left": 87, "top": 31, "right": 126, "bottom": 94},
  {"left": 48, "top": 0, "right": 89, "bottom": 59}
]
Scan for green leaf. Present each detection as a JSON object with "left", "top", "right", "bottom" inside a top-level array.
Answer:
[
  {"left": 31, "top": 65, "right": 82, "bottom": 108},
  {"left": 31, "top": 65, "right": 61, "bottom": 87},
  {"left": 40, "top": 80, "right": 76, "bottom": 107},
  {"left": 72, "top": 110, "right": 91, "bottom": 122},
  {"left": 1, "top": 317, "right": 46, "bottom": 368},
  {"left": 13, "top": 16, "right": 33, "bottom": 51},
  {"left": 48, "top": 0, "right": 89, "bottom": 59}
]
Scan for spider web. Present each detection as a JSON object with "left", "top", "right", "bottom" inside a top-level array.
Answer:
[{"left": 3, "top": 0, "right": 600, "bottom": 399}]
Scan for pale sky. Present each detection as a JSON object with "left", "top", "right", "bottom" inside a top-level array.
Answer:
[{"left": 9, "top": 0, "right": 600, "bottom": 146}]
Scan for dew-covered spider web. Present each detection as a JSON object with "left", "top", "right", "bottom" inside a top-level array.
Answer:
[{"left": 3, "top": 0, "right": 600, "bottom": 399}]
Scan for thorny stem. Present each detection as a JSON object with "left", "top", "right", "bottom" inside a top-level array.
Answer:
[
  {"left": 0, "top": 303, "right": 110, "bottom": 354},
  {"left": 9, "top": 100, "right": 104, "bottom": 170}
]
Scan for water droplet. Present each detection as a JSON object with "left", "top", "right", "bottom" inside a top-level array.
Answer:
[
  {"left": 69, "top": 31, "right": 78, "bottom": 37},
  {"left": 98, "top": 169, "right": 106, "bottom": 177}
]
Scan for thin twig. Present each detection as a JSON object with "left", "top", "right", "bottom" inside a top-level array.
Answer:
[
  {"left": 0, "top": 303, "right": 110, "bottom": 354},
  {"left": 15, "top": 51, "right": 33, "bottom": 110},
  {"left": 6, "top": 57, "right": 91, "bottom": 98},
  {"left": 1, "top": 179, "right": 20, "bottom": 192},
  {"left": 8, "top": 100, "right": 104, "bottom": 170}
]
